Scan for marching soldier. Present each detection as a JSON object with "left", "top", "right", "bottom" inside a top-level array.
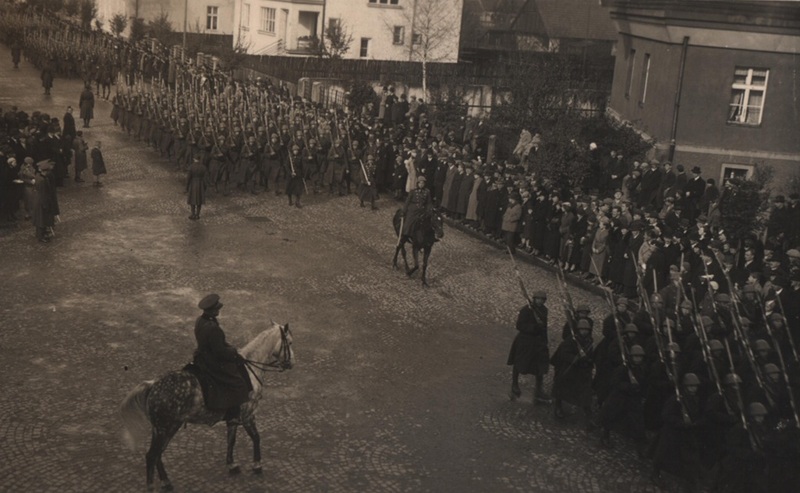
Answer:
[{"left": 507, "top": 291, "right": 552, "bottom": 404}]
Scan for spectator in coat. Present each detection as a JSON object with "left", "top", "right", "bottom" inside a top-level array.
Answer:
[
  {"left": 90, "top": 141, "right": 106, "bottom": 187},
  {"left": 502, "top": 193, "right": 522, "bottom": 254},
  {"left": 32, "top": 160, "right": 59, "bottom": 243},
  {"left": 71, "top": 131, "right": 88, "bottom": 182}
]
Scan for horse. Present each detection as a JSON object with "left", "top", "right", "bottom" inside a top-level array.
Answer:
[
  {"left": 392, "top": 208, "right": 444, "bottom": 287},
  {"left": 120, "top": 322, "right": 293, "bottom": 492}
]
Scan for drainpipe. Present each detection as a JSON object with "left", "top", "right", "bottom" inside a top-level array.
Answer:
[
  {"left": 182, "top": 0, "right": 188, "bottom": 49},
  {"left": 668, "top": 36, "right": 689, "bottom": 163},
  {"left": 409, "top": 0, "right": 418, "bottom": 62}
]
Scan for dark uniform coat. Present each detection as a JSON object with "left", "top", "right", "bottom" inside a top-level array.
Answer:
[
  {"left": 186, "top": 162, "right": 207, "bottom": 206},
  {"left": 192, "top": 314, "right": 252, "bottom": 410},
  {"left": 507, "top": 304, "right": 550, "bottom": 375},
  {"left": 79, "top": 88, "right": 95, "bottom": 121},
  {"left": 551, "top": 335, "right": 594, "bottom": 408}
]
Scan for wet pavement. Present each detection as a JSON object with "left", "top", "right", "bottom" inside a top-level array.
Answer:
[{"left": 0, "top": 45, "right": 679, "bottom": 492}]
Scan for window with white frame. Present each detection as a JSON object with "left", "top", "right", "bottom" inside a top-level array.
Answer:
[
  {"left": 242, "top": 3, "right": 250, "bottom": 31},
  {"left": 393, "top": 26, "right": 405, "bottom": 45},
  {"left": 260, "top": 7, "right": 276, "bottom": 33},
  {"left": 328, "top": 18, "right": 340, "bottom": 32},
  {"left": 728, "top": 67, "right": 769, "bottom": 125},
  {"left": 638, "top": 53, "right": 650, "bottom": 105},
  {"left": 369, "top": 0, "right": 399, "bottom": 5},
  {"left": 360, "top": 38, "right": 370, "bottom": 58},
  {"left": 721, "top": 163, "right": 754, "bottom": 186},
  {"left": 206, "top": 6, "right": 219, "bottom": 31},
  {"left": 412, "top": 31, "right": 421, "bottom": 45}
]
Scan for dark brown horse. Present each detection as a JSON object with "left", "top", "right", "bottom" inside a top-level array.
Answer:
[
  {"left": 120, "top": 322, "right": 293, "bottom": 491},
  {"left": 392, "top": 208, "right": 444, "bottom": 287}
]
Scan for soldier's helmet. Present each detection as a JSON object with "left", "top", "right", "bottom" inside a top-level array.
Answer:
[
  {"left": 682, "top": 373, "right": 701, "bottom": 386},
  {"left": 624, "top": 323, "right": 639, "bottom": 334},
  {"left": 629, "top": 345, "right": 645, "bottom": 357},
  {"left": 763, "top": 363, "right": 780, "bottom": 376},
  {"left": 747, "top": 402, "right": 768, "bottom": 417},
  {"left": 709, "top": 340, "right": 724, "bottom": 352},
  {"left": 723, "top": 373, "right": 742, "bottom": 386},
  {"left": 667, "top": 342, "right": 681, "bottom": 353},
  {"left": 753, "top": 339, "right": 771, "bottom": 352}
]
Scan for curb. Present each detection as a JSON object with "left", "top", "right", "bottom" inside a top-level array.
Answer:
[{"left": 442, "top": 216, "right": 608, "bottom": 298}]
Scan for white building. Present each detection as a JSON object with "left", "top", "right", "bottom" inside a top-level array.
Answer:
[
  {"left": 95, "top": 0, "right": 236, "bottom": 36},
  {"left": 232, "top": 0, "right": 463, "bottom": 62}
]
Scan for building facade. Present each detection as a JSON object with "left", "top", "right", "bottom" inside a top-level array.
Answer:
[
  {"left": 607, "top": 0, "right": 800, "bottom": 188},
  {"left": 96, "top": 0, "right": 235, "bottom": 36},
  {"left": 232, "top": 0, "right": 463, "bottom": 61}
]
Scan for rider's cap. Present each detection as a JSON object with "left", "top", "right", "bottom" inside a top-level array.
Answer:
[{"left": 198, "top": 293, "right": 223, "bottom": 311}]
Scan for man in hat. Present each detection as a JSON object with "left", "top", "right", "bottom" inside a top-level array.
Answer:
[
  {"left": 359, "top": 154, "right": 378, "bottom": 210},
  {"left": 507, "top": 291, "right": 552, "bottom": 403},
  {"left": 192, "top": 294, "right": 253, "bottom": 423},
  {"left": 684, "top": 166, "right": 705, "bottom": 221}
]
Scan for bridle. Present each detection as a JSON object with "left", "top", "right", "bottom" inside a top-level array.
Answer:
[{"left": 243, "top": 324, "right": 293, "bottom": 386}]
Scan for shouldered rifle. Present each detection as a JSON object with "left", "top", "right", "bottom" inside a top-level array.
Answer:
[{"left": 555, "top": 261, "right": 584, "bottom": 357}]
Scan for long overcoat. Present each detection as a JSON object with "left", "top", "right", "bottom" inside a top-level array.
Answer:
[
  {"left": 186, "top": 162, "right": 207, "bottom": 206},
  {"left": 79, "top": 88, "right": 95, "bottom": 120},
  {"left": 507, "top": 304, "right": 550, "bottom": 376},
  {"left": 192, "top": 315, "right": 252, "bottom": 410}
]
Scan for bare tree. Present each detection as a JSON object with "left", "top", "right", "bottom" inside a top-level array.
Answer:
[
  {"left": 79, "top": 0, "right": 97, "bottom": 30},
  {"left": 111, "top": 13, "right": 128, "bottom": 38},
  {"left": 387, "top": 0, "right": 461, "bottom": 102},
  {"left": 147, "top": 11, "right": 173, "bottom": 45}
]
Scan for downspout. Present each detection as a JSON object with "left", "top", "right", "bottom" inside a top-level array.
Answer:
[
  {"left": 668, "top": 36, "right": 689, "bottom": 163},
  {"left": 409, "top": 0, "right": 418, "bottom": 62}
]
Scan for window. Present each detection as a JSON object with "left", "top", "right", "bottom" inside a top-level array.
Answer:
[
  {"left": 721, "top": 163, "right": 754, "bottom": 185},
  {"left": 242, "top": 3, "right": 250, "bottom": 31},
  {"left": 728, "top": 67, "right": 769, "bottom": 125},
  {"left": 393, "top": 26, "right": 404, "bottom": 45},
  {"left": 638, "top": 53, "right": 650, "bottom": 105},
  {"left": 369, "top": 0, "right": 399, "bottom": 5},
  {"left": 360, "top": 38, "right": 370, "bottom": 58},
  {"left": 260, "top": 7, "right": 276, "bottom": 33},
  {"left": 412, "top": 32, "right": 421, "bottom": 45},
  {"left": 206, "top": 6, "right": 219, "bottom": 31},
  {"left": 328, "top": 18, "right": 340, "bottom": 31},
  {"left": 624, "top": 49, "right": 635, "bottom": 98}
]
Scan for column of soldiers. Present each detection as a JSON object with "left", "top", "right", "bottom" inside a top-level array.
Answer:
[{"left": 517, "top": 248, "right": 800, "bottom": 492}]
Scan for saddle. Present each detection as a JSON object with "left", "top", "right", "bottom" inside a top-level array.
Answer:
[{"left": 182, "top": 362, "right": 218, "bottom": 411}]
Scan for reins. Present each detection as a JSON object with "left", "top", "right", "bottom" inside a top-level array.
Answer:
[{"left": 242, "top": 325, "right": 292, "bottom": 387}]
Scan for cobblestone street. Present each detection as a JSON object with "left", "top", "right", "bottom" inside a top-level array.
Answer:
[{"left": 0, "top": 46, "right": 676, "bottom": 493}]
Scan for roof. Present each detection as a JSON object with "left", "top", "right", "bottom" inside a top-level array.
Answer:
[{"left": 534, "top": 0, "right": 618, "bottom": 41}]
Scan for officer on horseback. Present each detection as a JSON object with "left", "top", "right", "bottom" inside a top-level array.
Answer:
[
  {"left": 193, "top": 294, "right": 253, "bottom": 423},
  {"left": 401, "top": 175, "right": 433, "bottom": 236}
]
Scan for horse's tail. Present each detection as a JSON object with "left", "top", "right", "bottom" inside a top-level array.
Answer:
[{"left": 119, "top": 380, "right": 154, "bottom": 451}]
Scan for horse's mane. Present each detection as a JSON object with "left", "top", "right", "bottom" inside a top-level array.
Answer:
[{"left": 240, "top": 322, "right": 282, "bottom": 365}]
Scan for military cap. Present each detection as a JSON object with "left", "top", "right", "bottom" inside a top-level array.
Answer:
[
  {"left": 532, "top": 290, "right": 547, "bottom": 300},
  {"left": 680, "top": 300, "right": 693, "bottom": 310},
  {"left": 615, "top": 297, "right": 629, "bottom": 306},
  {"left": 576, "top": 318, "right": 591, "bottom": 330},
  {"left": 741, "top": 284, "right": 757, "bottom": 294},
  {"left": 198, "top": 293, "right": 223, "bottom": 311},
  {"left": 416, "top": 175, "right": 426, "bottom": 184},
  {"left": 37, "top": 160, "right": 54, "bottom": 172},
  {"left": 667, "top": 342, "right": 681, "bottom": 353},
  {"left": 629, "top": 345, "right": 646, "bottom": 356},
  {"left": 764, "top": 363, "right": 780, "bottom": 375},
  {"left": 24, "top": 157, "right": 34, "bottom": 164},
  {"left": 769, "top": 312, "right": 785, "bottom": 321}
]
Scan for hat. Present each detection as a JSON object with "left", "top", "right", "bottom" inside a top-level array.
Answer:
[
  {"left": 198, "top": 293, "right": 223, "bottom": 311},
  {"left": 615, "top": 297, "right": 629, "bottom": 306},
  {"left": 24, "top": 157, "right": 34, "bottom": 164},
  {"left": 576, "top": 319, "right": 591, "bottom": 330},
  {"left": 416, "top": 175, "right": 427, "bottom": 184},
  {"left": 691, "top": 166, "right": 701, "bottom": 174},
  {"left": 575, "top": 304, "right": 590, "bottom": 313},
  {"left": 37, "top": 160, "right": 54, "bottom": 172},
  {"left": 714, "top": 293, "right": 731, "bottom": 303},
  {"left": 532, "top": 290, "right": 547, "bottom": 300},
  {"left": 630, "top": 220, "right": 645, "bottom": 231},
  {"left": 786, "top": 249, "right": 800, "bottom": 259}
]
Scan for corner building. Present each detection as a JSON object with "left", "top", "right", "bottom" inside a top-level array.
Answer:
[{"left": 606, "top": 0, "right": 800, "bottom": 189}]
